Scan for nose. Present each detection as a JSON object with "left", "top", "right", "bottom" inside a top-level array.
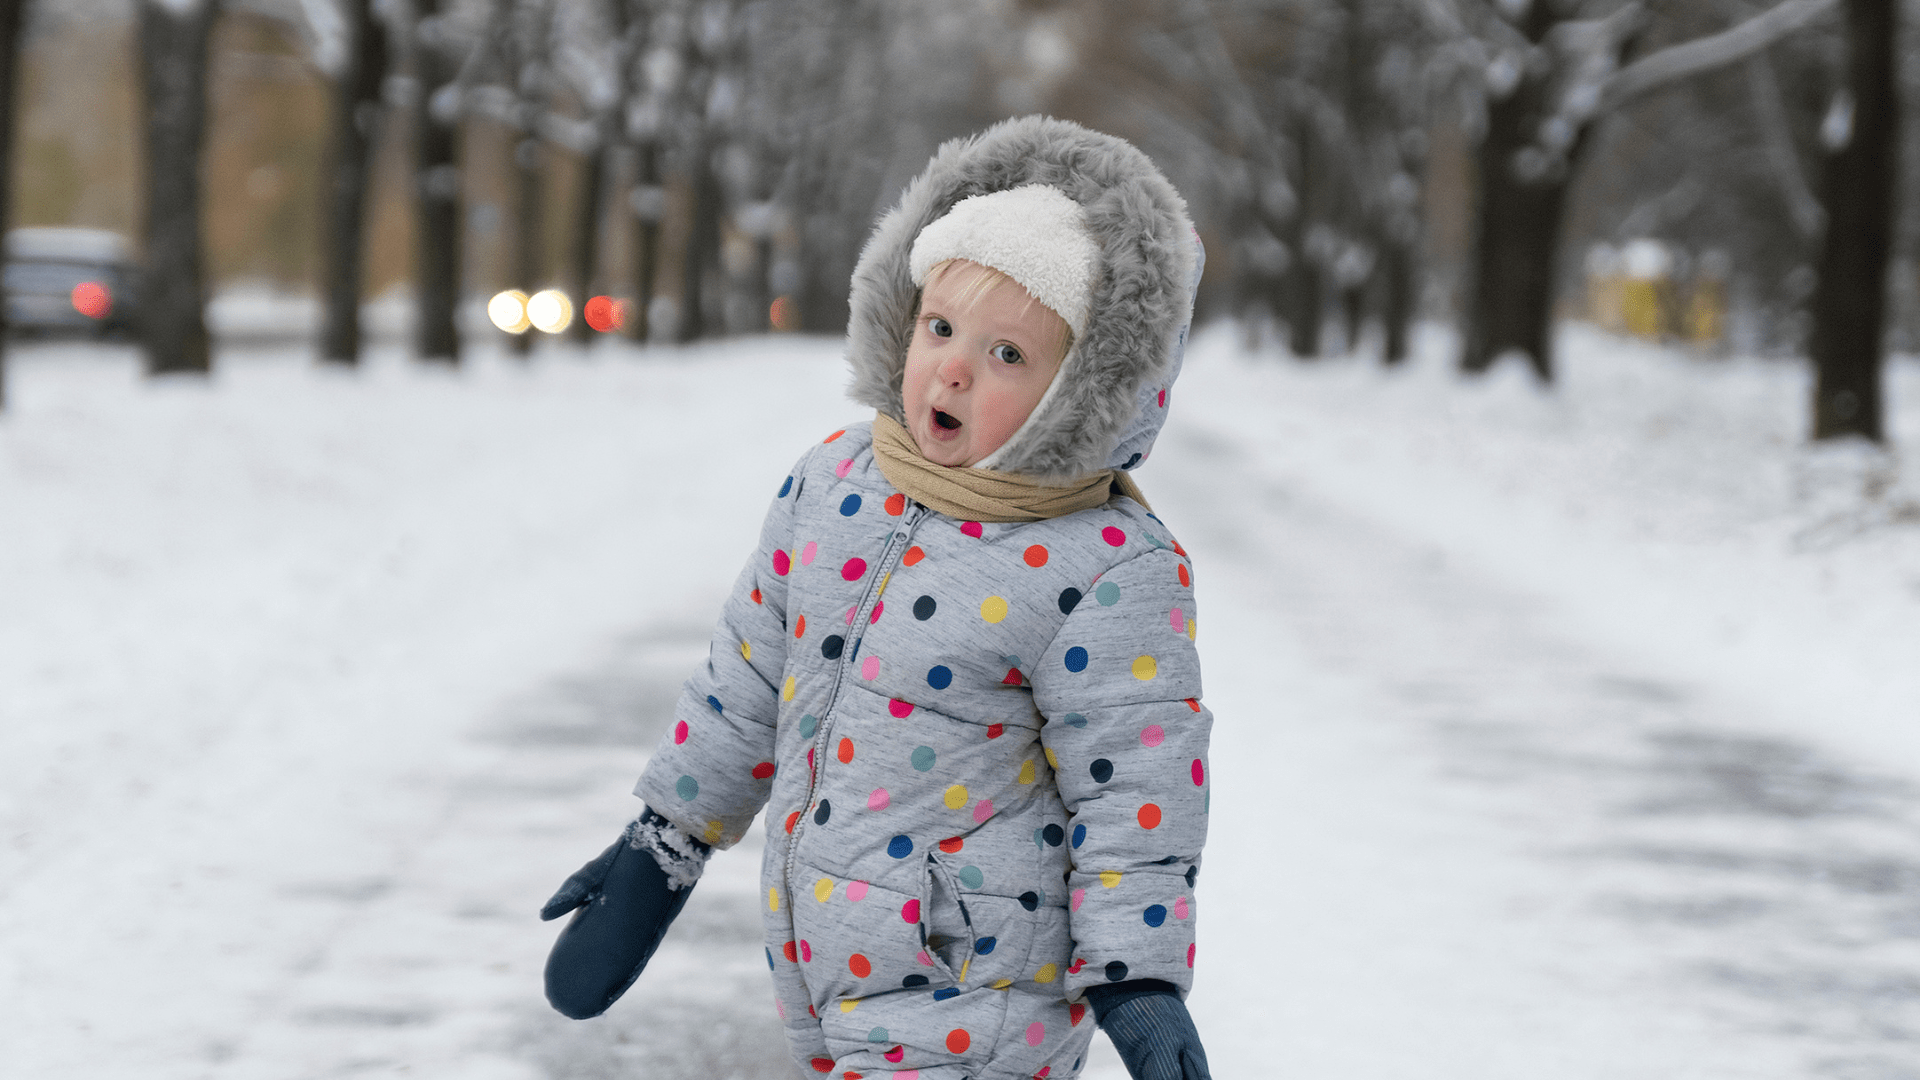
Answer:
[{"left": 937, "top": 352, "right": 971, "bottom": 389}]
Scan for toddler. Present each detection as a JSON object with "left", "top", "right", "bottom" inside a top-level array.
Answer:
[{"left": 542, "top": 116, "right": 1212, "bottom": 1080}]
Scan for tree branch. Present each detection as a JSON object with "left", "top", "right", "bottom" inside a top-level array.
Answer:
[{"left": 1598, "top": 0, "right": 1838, "bottom": 112}]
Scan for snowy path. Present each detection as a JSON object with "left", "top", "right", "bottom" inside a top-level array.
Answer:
[{"left": 4, "top": 334, "right": 1916, "bottom": 1079}]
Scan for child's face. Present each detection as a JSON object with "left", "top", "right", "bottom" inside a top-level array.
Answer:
[{"left": 901, "top": 262, "right": 1069, "bottom": 468}]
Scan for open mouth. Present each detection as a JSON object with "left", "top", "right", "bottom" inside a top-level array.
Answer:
[{"left": 933, "top": 409, "right": 962, "bottom": 430}]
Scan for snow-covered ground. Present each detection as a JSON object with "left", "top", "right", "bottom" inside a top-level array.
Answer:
[{"left": 1, "top": 325, "right": 1916, "bottom": 1079}]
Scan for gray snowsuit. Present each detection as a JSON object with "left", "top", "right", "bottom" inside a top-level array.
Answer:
[{"left": 634, "top": 117, "right": 1211, "bottom": 1080}]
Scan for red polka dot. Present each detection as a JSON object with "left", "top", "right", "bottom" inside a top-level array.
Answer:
[
  {"left": 1173, "top": 540, "right": 1187, "bottom": 557},
  {"left": 849, "top": 953, "right": 872, "bottom": 978},
  {"left": 961, "top": 521, "right": 984, "bottom": 538},
  {"left": 946, "top": 1028, "right": 971, "bottom": 1054},
  {"left": 1191, "top": 759, "right": 1205, "bottom": 785},
  {"left": 870, "top": 601, "right": 885, "bottom": 624},
  {"left": 1023, "top": 544, "right": 1049, "bottom": 567},
  {"left": 1138, "top": 803, "right": 1163, "bottom": 829},
  {"left": 889, "top": 699, "right": 914, "bottom": 719},
  {"left": 753, "top": 761, "right": 776, "bottom": 779},
  {"left": 785, "top": 811, "right": 800, "bottom": 834},
  {"left": 885, "top": 492, "right": 907, "bottom": 515},
  {"left": 783, "top": 940, "right": 798, "bottom": 962},
  {"left": 823, "top": 430, "right": 845, "bottom": 444},
  {"left": 1069, "top": 1003, "right": 1087, "bottom": 1026},
  {"left": 986, "top": 723, "right": 1004, "bottom": 739},
  {"left": 842, "top": 557, "right": 867, "bottom": 581},
  {"left": 938, "top": 836, "right": 964, "bottom": 853},
  {"left": 751, "top": 588, "right": 763, "bottom": 605},
  {"left": 673, "top": 720, "right": 688, "bottom": 744},
  {"left": 884, "top": 1046, "right": 905, "bottom": 1063},
  {"left": 1001, "top": 668, "right": 1024, "bottom": 686},
  {"left": 1102, "top": 526, "right": 1126, "bottom": 547},
  {"left": 794, "top": 615, "right": 807, "bottom": 639},
  {"left": 838, "top": 738, "right": 855, "bottom": 763},
  {"left": 1184, "top": 698, "right": 1201, "bottom": 712},
  {"left": 903, "top": 546, "right": 926, "bottom": 566},
  {"left": 1158, "top": 388, "right": 1167, "bottom": 407},
  {"left": 811, "top": 1058, "right": 834, "bottom": 1073},
  {"left": 1187, "top": 942, "right": 1196, "bottom": 967},
  {"left": 901, "top": 898, "right": 920, "bottom": 922},
  {"left": 1177, "top": 563, "right": 1191, "bottom": 587},
  {"left": 773, "top": 550, "right": 791, "bottom": 576}
]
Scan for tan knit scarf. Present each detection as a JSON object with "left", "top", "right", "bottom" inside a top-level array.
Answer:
[{"left": 870, "top": 412, "right": 1149, "bottom": 523}]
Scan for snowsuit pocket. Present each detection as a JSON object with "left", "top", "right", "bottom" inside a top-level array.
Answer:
[{"left": 788, "top": 859, "right": 959, "bottom": 1008}]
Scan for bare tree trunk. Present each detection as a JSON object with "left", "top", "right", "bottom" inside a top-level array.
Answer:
[
  {"left": 627, "top": 141, "right": 661, "bottom": 343},
  {"left": 677, "top": 140, "right": 722, "bottom": 343},
  {"left": 1809, "top": 0, "right": 1898, "bottom": 441},
  {"left": 320, "top": 0, "right": 388, "bottom": 365},
  {"left": 0, "top": 0, "right": 25, "bottom": 410},
  {"left": 412, "top": 0, "right": 462, "bottom": 365},
  {"left": 1281, "top": 117, "right": 1323, "bottom": 358},
  {"left": 508, "top": 131, "right": 543, "bottom": 356},
  {"left": 1380, "top": 234, "right": 1414, "bottom": 365},
  {"left": 138, "top": 0, "right": 218, "bottom": 377},
  {"left": 564, "top": 142, "right": 607, "bottom": 343},
  {"left": 1461, "top": 97, "right": 1569, "bottom": 382}
]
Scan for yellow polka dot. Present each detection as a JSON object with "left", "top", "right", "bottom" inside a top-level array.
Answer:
[
  {"left": 1100, "top": 870, "right": 1123, "bottom": 888},
  {"left": 704, "top": 820, "right": 724, "bottom": 843},
  {"left": 1132, "top": 655, "right": 1158, "bottom": 680},
  {"left": 1034, "top": 963, "right": 1058, "bottom": 984},
  {"left": 878, "top": 571, "right": 891, "bottom": 596},
  {"left": 1188, "top": 618, "right": 1197, "bottom": 641},
  {"left": 980, "top": 596, "right": 1009, "bottom": 623},
  {"left": 814, "top": 878, "right": 834, "bottom": 902},
  {"left": 782, "top": 676, "right": 796, "bottom": 701},
  {"left": 1044, "top": 747, "right": 1059, "bottom": 770},
  {"left": 840, "top": 999, "right": 860, "bottom": 1013},
  {"left": 944, "top": 784, "right": 969, "bottom": 809},
  {"left": 768, "top": 887, "right": 781, "bottom": 911},
  {"left": 991, "top": 979, "right": 1012, "bottom": 990},
  {"left": 1017, "top": 759, "right": 1036, "bottom": 785},
  {"left": 741, "top": 640, "right": 752, "bottom": 661}
]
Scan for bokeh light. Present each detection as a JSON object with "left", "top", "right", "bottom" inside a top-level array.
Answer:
[
  {"left": 71, "top": 281, "right": 111, "bottom": 320},
  {"left": 488, "top": 290, "right": 531, "bottom": 334},
  {"left": 584, "top": 295, "right": 625, "bottom": 333},
  {"left": 527, "top": 289, "right": 573, "bottom": 334},
  {"left": 770, "top": 295, "right": 797, "bottom": 332}
]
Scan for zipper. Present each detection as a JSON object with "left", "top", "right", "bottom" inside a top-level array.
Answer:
[{"left": 783, "top": 499, "right": 927, "bottom": 886}]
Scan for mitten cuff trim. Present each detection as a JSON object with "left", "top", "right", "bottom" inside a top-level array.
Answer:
[{"left": 628, "top": 808, "right": 711, "bottom": 891}]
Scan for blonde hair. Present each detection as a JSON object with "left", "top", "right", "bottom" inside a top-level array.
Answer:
[{"left": 921, "top": 259, "right": 1075, "bottom": 363}]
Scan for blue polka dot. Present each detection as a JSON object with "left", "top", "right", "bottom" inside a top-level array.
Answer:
[
  {"left": 675, "top": 775, "right": 699, "bottom": 800},
  {"left": 798, "top": 714, "right": 818, "bottom": 739},
  {"left": 813, "top": 800, "right": 831, "bottom": 825},
  {"left": 913, "top": 595, "right": 937, "bottom": 620},
  {"left": 840, "top": 493, "right": 862, "bottom": 516},
  {"left": 1042, "top": 824, "right": 1064, "bottom": 846},
  {"left": 1058, "top": 588, "right": 1082, "bottom": 614},
  {"left": 1105, "top": 961, "right": 1129, "bottom": 982},
  {"left": 975, "top": 936, "right": 997, "bottom": 954},
  {"left": 1071, "top": 823, "right": 1086, "bottom": 848},
  {"left": 933, "top": 987, "right": 960, "bottom": 1001},
  {"left": 1019, "top": 891, "right": 1040, "bottom": 911},
  {"left": 1144, "top": 904, "right": 1167, "bottom": 927},
  {"left": 1090, "top": 758, "right": 1113, "bottom": 783},
  {"left": 778, "top": 476, "right": 793, "bottom": 497},
  {"left": 910, "top": 746, "right": 936, "bottom": 771},
  {"left": 902, "top": 975, "right": 928, "bottom": 988},
  {"left": 1063, "top": 713, "right": 1088, "bottom": 728},
  {"left": 766, "top": 947, "right": 775, "bottom": 970},
  {"left": 927, "top": 665, "right": 952, "bottom": 689},
  {"left": 1123, "top": 453, "right": 1142, "bottom": 470},
  {"left": 1064, "top": 647, "right": 1088, "bottom": 672},
  {"left": 887, "top": 835, "right": 913, "bottom": 859},
  {"left": 707, "top": 695, "right": 724, "bottom": 714}
]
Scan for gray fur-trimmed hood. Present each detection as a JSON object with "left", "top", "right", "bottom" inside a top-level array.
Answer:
[{"left": 846, "top": 116, "right": 1202, "bottom": 482}]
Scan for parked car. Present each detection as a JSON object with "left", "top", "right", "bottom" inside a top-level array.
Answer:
[{"left": 4, "top": 227, "right": 141, "bottom": 338}]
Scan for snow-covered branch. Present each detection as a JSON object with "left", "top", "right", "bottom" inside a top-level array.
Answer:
[{"left": 1598, "top": 0, "right": 1839, "bottom": 113}]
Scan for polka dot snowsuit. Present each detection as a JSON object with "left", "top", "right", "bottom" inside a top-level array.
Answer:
[{"left": 634, "top": 423, "right": 1212, "bottom": 1080}]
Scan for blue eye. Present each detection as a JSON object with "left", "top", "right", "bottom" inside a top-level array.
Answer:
[
  {"left": 992, "top": 343, "right": 1023, "bottom": 365},
  {"left": 928, "top": 316, "right": 953, "bottom": 338}
]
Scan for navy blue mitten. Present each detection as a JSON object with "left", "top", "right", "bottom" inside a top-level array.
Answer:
[
  {"left": 1084, "top": 980, "right": 1212, "bottom": 1080},
  {"left": 540, "top": 807, "right": 708, "bottom": 1019}
]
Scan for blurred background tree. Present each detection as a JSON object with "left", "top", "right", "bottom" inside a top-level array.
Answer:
[{"left": 1, "top": 0, "right": 1914, "bottom": 442}]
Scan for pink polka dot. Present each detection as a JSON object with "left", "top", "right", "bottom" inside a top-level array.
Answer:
[
  {"left": 1191, "top": 759, "right": 1205, "bottom": 786},
  {"left": 961, "top": 521, "right": 984, "bottom": 538},
  {"left": 870, "top": 601, "right": 885, "bottom": 623},
  {"left": 842, "top": 557, "right": 867, "bottom": 581},
  {"left": 1071, "top": 888, "right": 1085, "bottom": 911},
  {"left": 1102, "top": 526, "right": 1126, "bottom": 547},
  {"left": 801, "top": 540, "right": 818, "bottom": 566},
  {"left": 861, "top": 656, "right": 881, "bottom": 680},
  {"left": 897, "top": 1071, "right": 920, "bottom": 1080},
  {"left": 972, "top": 800, "right": 994, "bottom": 823},
  {"left": 836, "top": 457, "right": 854, "bottom": 477},
  {"left": 1025, "top": 1021, "right": 1046, "bottom": 1046},
  {"left": 868, "top": 788, "right": 891, "bottom": 811},
  {"left": 1174, "top": 896, "right": 1189, "bottom": 920},
  {"left": 776, "top": 999, "right": 786, "bottom": 1019},
  {"left": 1187, "top": 942, "right": 1196, "bottom": 967},
  {"left": 888, "top": 698, "right": 912, "bottom": 718},
  {"left": 847, "top": 881, "right": 870, "bottom": 902},
  {"left": 1140, "top": 724, "right": 1165, "bottom": 747},
  {"left": 673, "top": 720, "right": 688, "bottom": 744},
  {"left": 772, "top": 550, "right": 791, "bottom": 575},
  {"left": 799, "top": 940, "right": 811, "bottom": 962},
  {"left": 1158, "top": 387, "right": 1167, "bottom": 407},
  {"left": 901, "top": 898, "right": 920, "bottom": 922},
  {"left": 915, "top": 949, "right": 934, "bottom": 966},
  {"left": 1169, "top": 607, "right": 1186, "bottom": 633},
  {"left": 845, "top": 605, "right": 857, "bottom": 625}
]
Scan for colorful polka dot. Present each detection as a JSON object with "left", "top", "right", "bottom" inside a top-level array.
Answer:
[
  {"left": 959, "top": 865, "right": 984, "bottom": 888},
  {"left": 849, "top": 953, "right": 872, "bottom": 977},
  {"left": 1140, "top": 724, "right": 1165, "bottom": 747},
  {"left": 870, "top": 601, "right": 885, "bottom": 623},
  {"left": 980, "top": 596, "right": 1008, "bottom": 623},
  {"left": 849, "top": 881, "right": 870, "bottom": 901},
  {"left": 911, "top": 746, "right": 936, "bottom": 771},
  {"left": 1017, "top": 759, "right": 1035, "bottom": 784},
  {"left": 773, "top": 550, "right": 791, "bottom": 576},
  {"left": 1025, "top": 1021, "right": 1046, "bottom": 1046},
  {"left": 1058, "top": 588, "right": 1082, "bottom": 613},
  {"left": 1174, "top": 896, "right": 1190, "bottom": 919},
  {"left": 739, "top": 639, "right": 752, "bottom": 661},
  {"left": 1187, "top": 943, "right": 1196, "bottom": 967},
  {"left": 821, "top": 635, "right": 844, "bottom": 659},
  {"left": 798, "top": 714, "right": 818, "bottom": 738},
  {"left": 1071, "top": 822, "right": 1085, "bottom": 848},
  {"left": 943, "top": 784, "right": 968, "bottom": 809},
  {"left": 1071, "top": 889, "right": 1085, "bottom": 910},
  {"left": 938, "top": 836, "right": 964, "bottom": 853},
  {"left": 800, "top": 940, "right": 812, "bottom": 961},
  {"left": 778, "top": 476, "right": 793, "bottom": 497},
  {"left": 1178, "top": 563, "right": 1191, "bottom": 587},
  {"left": 752, "top": 761, "right": 775, "bottom": 779},
  {"left": 946, "top": 1029, "right": 970, "bottom": 1054},
  {"left": 1034, "top": 963, "right": 1057, "bottom": 983},
  {"left": 815, "top": 878, "right": 834, "bottom": 902},
  {"left": 1102, "top": 526, "right": 1126, "bottom": 547},
  {"left": 814, "top": 800, "right": 831, "bottom": 824},
  {"left": 838, "top": 737, "right": 855, "bottom": 763},
  {"left": 801, "top": 540, "right": 818, "bottom": 565},
  {"left": 887, "top": 835, "right": 913, "bottom": 858},
  {"left": 750, "top": 588, "right": 763, "bottom": 604},
  {"left": 1063, "top": 647, "right": 1088, "bottom": 672},
  {"left": 1105, "top": 961, "right": 1129, "bottom": 982},
  {"left": 782, "top": 676, "right": 796, "bottom": 701},
  {"left": 1191, "top": 759, "right": 1205, "bottom": 785},
  {"left": 1144, "top": 904, "right": 1167, "bottom": 927},
  {"left": 1184, "top": 698, "right": 1201, "bottom": 712},
  {"left": 842, "top": 557, "right": 867, "bottom": 581},
  {"left": 675, "top": 775, "right": 699, "bottom": 800},
  {"left": 835, "top": 458, "right": 854, "bottom": 478},
  {"left": 824, "top": 428, "right": 845, "bottom": 443},
  {"left": 861, "top": 656, "right": 881, "bottom": 680},
  {"left": 1132, "top": 655, "right": 1158, "bottom": 680},
  {"left": 770, "top": 887, "right": 782, "bottom": 911},
  {"left": 885, "top": 492, "right": 907, "bottom": 515},
  {"left": 986, "top": 723, "right": 1004, "bottom": 739},
  {"left": 1063, "top": 713, "right": 1088, "bottom": 728},
  {"left": 973, "top": 800, "right": 994, "bottom": 823},
  {"left": 901, "top": 898, "right": 921, "bottom": 922},
  {"left": 1042, "top": 823, "right": 1064, "bottom": 846},
  {"left": 794, "top": 615, "right": 808, "bottom": 639},
  {"left": 1138, "top": 803, "right": 1163, "bottom": 829},
  {"left": 869, "top": 788, "right": 891, "bottom": 810},
  {"left": 673, "top": 720, "right": 688, "bottom": 744},
  {"left": 1023, "top": 544, "right": 1049, "bottom": 567},
  {"left": 961, "top": 521, "right": 984, "bottom": 538},
  {"left": 903, "top": 546, "right": 925, "bottom": 566},
  {"left": 1089, "top": 759, "right": 1113, "bottom": 783},
  {"left": 1100, "top": 870, "right": 1123, "bottom": 888},
  {"left": 1095, "top": 581, "right": 1120, "bottom": 606},
  {"left": 888, "top": 698, "right": 913, "bottom": 718},
  {"left": 840, "top": 494, "right": 862, "bottom": 516},
  {"left": 1169, "top": 607, "right": 1186, "bottom": 633},
  {"left": 913, "top": 595, "right": 937, "bottom": 620},
  {"left": 927, "top": 665, "right": 952, "bottom": 689}
]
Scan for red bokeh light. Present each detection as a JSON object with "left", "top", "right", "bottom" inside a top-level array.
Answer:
[
  {"left": 770, "top": 295, "right": 796, "bottom": 332},
  {"left": 72, "top": 281, "right": 111, "bottom": 320},
  {"left": 584, "top": 295, "right": 625, "bottom": 333}
]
